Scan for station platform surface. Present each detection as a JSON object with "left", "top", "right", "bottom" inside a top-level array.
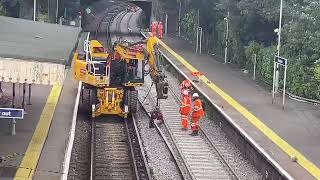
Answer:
[
  {"left": 0, "top": 66, "right": 79, "bottom": 180},
  {"left": 0, "top": 83, "right": 52, "bottom": 178},
  {"left": 151, "top": 33, "right": 320, "bottom": 179},
  {"left": 32, "top": 31, "right": 87, "bottom": 180},
  {"left": 0, "top": 16, "right": 81, "bottom": 65},
  {"left": 0, "top": 18, "right": 83, "bottom": 179}
]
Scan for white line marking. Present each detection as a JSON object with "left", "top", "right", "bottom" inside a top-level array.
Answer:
[{"left": 61, "top": 81, "right": 82, "bottom": 180}]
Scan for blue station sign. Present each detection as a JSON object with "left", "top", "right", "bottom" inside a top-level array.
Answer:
[
  {"left": 275, "top": 56, "right": 288, "bottom": 66},
  {"left": 0, "top": 108, "right": 24, "bottom": 119}
]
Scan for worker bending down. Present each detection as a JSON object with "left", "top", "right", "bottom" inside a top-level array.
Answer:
[
  {"left": 180, "top": 80, "right": 193, "bottom": 130},
  {"left": 191, "top": 93, "right": 205, "bottom": 136},
  {"left": 180, "top": 80, "right": 192, "bottom": 96}
]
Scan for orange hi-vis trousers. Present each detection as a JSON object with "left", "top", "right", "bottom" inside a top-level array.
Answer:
[
  {"left": 181, "top": 112, "right": 189, "bottom": 129},
  {"left": 158, "top": 26, "right": 163, "bottom": 38},
  {"left": 191, "top": 99, "right": 204, "bottom": 132},
  {"left": 191, "top": 116, "right": 200, "bottom": 131},
  {"left": 180, "top": 96, "right": 191, "bottom": 129}
]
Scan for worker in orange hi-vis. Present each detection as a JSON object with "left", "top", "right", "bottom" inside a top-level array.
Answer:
[
  {"left": 151, "top": 21, "right": 158, "bottom": 37},
  {"left": 180, "top": 79, "right": 192, "bottom": 97},
  {"left": 180, "top": 90, "right": 191, "bottom": 130},
  {"left": 191, "top": 93, "right": 205, "bottom": 136},
  {"left": 158, "top": 21, "right": 164, "bottom": 39}
]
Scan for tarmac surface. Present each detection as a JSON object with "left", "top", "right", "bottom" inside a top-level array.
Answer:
[
  {"left": 33, "top": 71, "right": 79, "bottom": 180},
  {"left": 0, "top": 83, "right": 52, "bottom": 178},
  {"left": 0, "top": 16, "right": 81, "bottom": 65},
  {"left": 154, "top": 33, "right": 319, "bottom": 179}
]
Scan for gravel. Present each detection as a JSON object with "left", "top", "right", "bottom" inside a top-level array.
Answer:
[
  {"left": 67, "top": 107, "right": 91, "bottom": 180},
  {"left": 135, "top": 102, "right": 183, "bottom": 180},
  {"left": 164, "top": 71, "right": 263, "bottom": 180}
]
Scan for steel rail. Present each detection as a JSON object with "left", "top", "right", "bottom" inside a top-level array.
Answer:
[
  {"left": 137, "top": 100, "right": 189, "bottom": 180},
  {"left": 167, "top": 85, "right": 240, "bottom": 180},
  {"left": 143, "top": 94, "right": 196, "bottom": 180},
  {"left": 89, "top": 117, "right": 94, "bottom": 180},
  {"left": 131, "top": 114, "right": 153, "bottom": 180},
  {"left": 124, "top": 119, "right": 140, "bottom": 179},
  {"left": 90, "top": 117, "right": 137, "bottom": 180}
]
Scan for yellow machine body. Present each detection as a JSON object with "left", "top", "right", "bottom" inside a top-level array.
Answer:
[
  {"left": 73, "top": 36, "right": 168, "bottom": 118},
  {"left": 74, "top": 40, "right": 110, "bottom": 87},
  {"left": 93, "top": 88, "right": 128, "bottom": 118}
]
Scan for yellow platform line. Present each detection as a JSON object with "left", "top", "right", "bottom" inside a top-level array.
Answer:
[
  {"left": 156, "top": 35, "right": 320, "bottom": 179},
  {"left": 14, "top": 84, "right": 62, "bottom": 180}
]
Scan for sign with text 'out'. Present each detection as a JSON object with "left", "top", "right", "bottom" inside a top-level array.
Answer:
[{"left": 0, "top": 108, "right": 24, "bottom": 119}]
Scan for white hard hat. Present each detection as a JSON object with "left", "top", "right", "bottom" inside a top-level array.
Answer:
[{"left": 192, "top": 93, "right": 199, "bottom": 98}]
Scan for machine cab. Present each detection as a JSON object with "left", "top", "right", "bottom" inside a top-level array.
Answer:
[
  {"left": 123, "top": 59, "right": 144, "bottom": 86},
  {"left": 73, "top": 40, "right": 111, "bottom": 87}
]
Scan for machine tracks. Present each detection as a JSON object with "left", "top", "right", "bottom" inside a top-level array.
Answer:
[
  {"left": 90, "top": 117, "right": 150, "bottom": 180},
  {"left": 139, "top": 78, "right": 239, "bottom": 180}
]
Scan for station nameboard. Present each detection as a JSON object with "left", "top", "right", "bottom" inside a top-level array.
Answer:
[{"left": 274, "top": 56, "right": 288, "bottom": 66}]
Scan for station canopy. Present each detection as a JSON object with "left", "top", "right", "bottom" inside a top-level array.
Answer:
[
  {"left": 0, "top": 16, "right": 81, "bottom": 85},
  {"left": 0, "top": 57, "right": 65, "bottom": 85}
]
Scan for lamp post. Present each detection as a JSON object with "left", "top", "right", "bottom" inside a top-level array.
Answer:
[
  {"left": 178, "top": 1, "right": 181, "bottom": 36},
  {"left": 224, "top": 11, "right": 230, "bottom": 64},
  {"left": 56, "top": 0, "right": 59, "bottom": 23},
  {"left": 275, "top": 0, "right": 283, "bottom": 93},
  {"left": 196, "top": 9, "right": 200, "bottom": 53},
  {"left": 33, "top": 0, "right": 36, "bottom": 21},
  {"left": 165, "top": 13, "right": 168, "bottom": 35}
]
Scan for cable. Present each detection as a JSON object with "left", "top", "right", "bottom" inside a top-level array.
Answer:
[{"left": 141, "top": 82, "right": 154, "bottom": 103}]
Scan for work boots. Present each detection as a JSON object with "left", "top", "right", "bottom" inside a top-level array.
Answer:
[{"left": 190, "top": 131, "right": 198, "bottom": 136}]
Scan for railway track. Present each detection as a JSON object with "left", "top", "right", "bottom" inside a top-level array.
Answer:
[
  {"left": 139, "top": 76, "right": 240, "bottom": 180},
  {"left": 90, "top": 116, "right": 151, "bottom": 180},
  {"left": 115, "top": 11, "right": 127, "bottom": 34},
  {"left": 89, "top": 7, "right": 152, "bottom": 180},
  {"left": 136, "top": 100, "right": 191, "bottom": 179}
]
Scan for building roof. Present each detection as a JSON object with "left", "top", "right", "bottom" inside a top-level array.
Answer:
[{"left": 0, "top": 16, "right": 81, "bottom": 65}]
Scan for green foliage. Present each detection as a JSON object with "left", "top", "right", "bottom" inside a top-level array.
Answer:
[
  {"left": 257, "top": 45, "right": 277, "bottom": 84},
  {"left": 179, "top": 0, "right": 320, "bottom": 100},
  {"left": 315, "top": 63, "right": 320, "bottom": 81},
  {"left": 181, "top": 9, "right": 197, "bottom": 44},
  {"left": 0, "top": 0, "right": 5, "bottom": 16}
]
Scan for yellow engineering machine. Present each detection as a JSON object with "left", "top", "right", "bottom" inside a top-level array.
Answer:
[{"left": 73, "top": 35, "right": 168, "bottom": 118}]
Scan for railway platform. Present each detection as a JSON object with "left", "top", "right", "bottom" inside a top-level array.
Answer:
[
  {"left": 0, "top": 16, "right": 82, "bottom": 179},
  {"left": 144, "top": 32, "right": 320, "bottom": 179}
]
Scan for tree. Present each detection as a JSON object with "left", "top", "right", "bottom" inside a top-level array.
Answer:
[
  {"left": 177, "top": 0, "right": 320, "bottom": 100},
  {"left": 0, "top": 0, "right": 5, "bottom": 16}
]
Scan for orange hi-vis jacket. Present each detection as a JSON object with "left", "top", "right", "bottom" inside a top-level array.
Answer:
[
  {"left": 152, "top": 22, "right": 157, "bottom": 36},
  {"left": 180, "top": 96, "right": 191, "bottom": 114},
  {"left": 158, "top": 23, "right": 163, "bottom": 33},
  {"left": 192, "top": 99, "right": 205, "bottom": 118}
]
